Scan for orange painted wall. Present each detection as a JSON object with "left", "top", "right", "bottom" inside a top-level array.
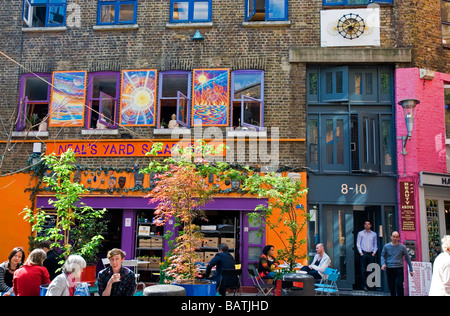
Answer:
[
  {"left": 0, "top": 173, "right": 35, "bottom": 261},
  {"left": 265, "top": 172, "right": 308, "bottom": 265},
  {"left": 3, "top": 169, "right": 309, "bottom": 266}
]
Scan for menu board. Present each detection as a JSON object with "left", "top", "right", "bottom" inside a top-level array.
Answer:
[
  {"left": 408, "top": 262, "right": 432, "bottom": 296},
  {"left": 400, "top": 181, "right": 416, "bottom": 231},
  {"left": 37, "top": 211, "right": 57, "bottom": 237}
]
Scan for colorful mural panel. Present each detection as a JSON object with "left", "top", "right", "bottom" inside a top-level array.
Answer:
[
  {"left": 192, "top": 69, "right": 229, "bottom": 126},
  {"left": 120, "top": 69, "right": 157, "bottom": 126},
  {"left": 49, "top": 71, "right": 87, "bottom": 127}
]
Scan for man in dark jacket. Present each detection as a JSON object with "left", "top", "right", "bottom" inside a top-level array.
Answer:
[
  {"left": 205, "top": 243, "right": 237, "bottom": 296},
  {"left": 39, "top": 240, "right": 62, "bottom": 281}
]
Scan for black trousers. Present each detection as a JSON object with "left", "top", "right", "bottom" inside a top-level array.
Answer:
[
  {"left": 300, "top": 266, "right": 322, "bottom": 279},
  {"left": 360, "top": 252, "right": 375, "bottom": 288},
  {"left": 386, "top": 267, "right": 404, "bottom": 296}
]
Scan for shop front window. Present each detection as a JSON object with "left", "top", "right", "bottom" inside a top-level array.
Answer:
[
  {"left": 445, "top": 201, "right": 450, "bottom": 235},
  {"left": 426, "top": 199, "right": 441, "bottom": 263}
]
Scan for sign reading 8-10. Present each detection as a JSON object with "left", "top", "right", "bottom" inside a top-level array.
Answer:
[{"left": 341, "top": 183, "right": 367, "bottom": 195}]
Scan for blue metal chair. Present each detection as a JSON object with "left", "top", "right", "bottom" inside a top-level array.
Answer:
[
  {"left": 314, "top": 267, "right": 337, "bottom": 288},
  {"left": 315, "top": 269, "right": 340, "bottom": 296}
]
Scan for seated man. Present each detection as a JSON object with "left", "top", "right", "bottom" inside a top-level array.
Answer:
[
  {"left": 204, "top": 243, "right": 236, "bottom": 296},
  {"left": 300, "top": 243, "right": 331, "bottom": 279},
  {"left": 98, "top": 248, "right": 137, "bottom": 296}
]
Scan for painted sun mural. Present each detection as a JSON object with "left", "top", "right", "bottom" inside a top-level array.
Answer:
[
  {"left": 49, "top": 71, "right": 87, "bottom": 127},
  {"left": 192, "top": 69, "right": 229, "bottom": 126},
  {"left": 120, "top": 69, "right": 157, "bottom": 126}
]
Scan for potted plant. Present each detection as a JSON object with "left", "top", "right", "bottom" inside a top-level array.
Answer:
[
  {"left": 142, "top": 140, "right": 231, "bottom": 296},
  {"left": 26, "top": 113, "right": 40, "bottom": 131},
  {"left": 69, "top": 214, "right": 108, "bottom": 285},
  {"left": 23, "top": 148, "right": 107, "bottom": 283}
]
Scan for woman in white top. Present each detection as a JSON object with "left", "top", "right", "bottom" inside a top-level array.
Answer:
[
  {"left": 300, "top": 243, "right": 331, "bottom": 279},
  {"left": 429, "top": 235, "right": 450, "bottom": 296},
  {"left": 46, "top": 254, "right": 86, "bottom": 296}
]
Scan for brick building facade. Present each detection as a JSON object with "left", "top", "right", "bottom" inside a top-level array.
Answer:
[{"left": 1, "top": 0, "right": 449, "bottom": 293}]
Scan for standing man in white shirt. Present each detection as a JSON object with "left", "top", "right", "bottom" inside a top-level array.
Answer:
[{"left": 357, "top": 220, "right": 378, "bottom": 291}]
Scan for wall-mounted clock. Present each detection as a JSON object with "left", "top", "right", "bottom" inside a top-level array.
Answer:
[
  {"left": 337, "top": 13, "right": 365, "bottom": 40},
  {"left": 321, "top": 8, "right": 380, "bottom": 47}
]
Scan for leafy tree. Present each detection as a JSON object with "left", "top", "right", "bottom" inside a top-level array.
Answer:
[
  {"left": 23, "top": 149, "right": 107, "bottom": 265},
  {"left": 142, "top": 140, "right": 238, "bottom": 283},
  {"left": 243, "top": 173, "right": 309, "bottom": 271}
]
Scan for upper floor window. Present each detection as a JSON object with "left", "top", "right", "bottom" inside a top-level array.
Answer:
[
  {"left": 17, "top": 73, "right": 51, "bottom": 131},
  {"left": 245, "top": 0, "right": 288, "bottom": 22},
  {"left": 231, "top": 70, "right": 264, "bottom": 131},
  {"left": 170, "top": 0, "right": 211, "bottom": 23},
  {"left": 443, "top": 0, "right": 450, "bottom": 46},
  {"left": 86, "top": 72, "right": 120, "bottom": 130},
  {"left": 445, "top": 84, "right": 450, "bottom": 139},
  {"left": 306, "top": 66, "right": 395, "bottom": 175},
  {"left": 98, "top": 0, "right": 138, "bottom": 25},
  {"left": 307, "top": 66, "right": 393, "bottom": 104},
  {"left": 23, "top": 0, "right": 67, "bottom": 27},
  {"left": 323, "top": 0, "right": 393, "bottom": 5},
  {"left": 158, "top": 71, "right": 191, "bottom": 128}
]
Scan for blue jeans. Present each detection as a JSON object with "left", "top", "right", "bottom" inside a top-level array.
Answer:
[{"left": 262, "top": 272, "right": 276, "bottom": 279}]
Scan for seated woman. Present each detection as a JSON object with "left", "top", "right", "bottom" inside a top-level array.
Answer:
[
  {"left": 258, "top": 245, "right": 279, "bottom": 282},
  {"left": 300, "top": 243, "right": 331, "bottom": 279},
  {"left": 168, "top": 114, "right": 179, "bottom": 129},
  {"left": 0, "top": 247, "right": 25, "bottom": 296},
  {"left": 46, "top": 254, "right": 86, "bottom": 296}
]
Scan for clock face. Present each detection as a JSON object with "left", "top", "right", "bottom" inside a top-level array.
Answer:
[{"left": 337, "top": 13, "right": 365, "bottom": 40}]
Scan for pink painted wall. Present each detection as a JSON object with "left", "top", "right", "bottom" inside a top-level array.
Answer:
[
  {"left": 395, "top": 68, "right": 450, "bottom": 265},
  {"left": 396, "top": 68, "right": 450, "bottom": 176}
]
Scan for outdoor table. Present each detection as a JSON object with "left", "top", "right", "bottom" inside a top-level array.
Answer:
[
  {"left": 143, "top": 284, "right": 186, "bottom": 296},
  {"left": 197, "top": 266, "right": 216, "bottom": 278},
  {"left": 275, "top": 263, "right": 302, "bottom": 270}
]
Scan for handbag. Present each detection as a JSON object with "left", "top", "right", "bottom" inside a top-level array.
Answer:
[{"left": 73, "top": 282, "right": 90, "bottom": 296}]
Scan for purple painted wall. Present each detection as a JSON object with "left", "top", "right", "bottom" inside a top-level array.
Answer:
[{"left": 36, "top": 195, "right": 268, "bottom": 285}]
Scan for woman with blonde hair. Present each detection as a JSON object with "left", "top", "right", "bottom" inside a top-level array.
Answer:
[
  {"left": 13, "top": 248, "right": 50, "bottom": 296},
  {"left": 46, "top": 254, "right": 87, "bottom": 296},
  {"left": 429, "top": 235, "right": 450, "bottom": 296}
]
